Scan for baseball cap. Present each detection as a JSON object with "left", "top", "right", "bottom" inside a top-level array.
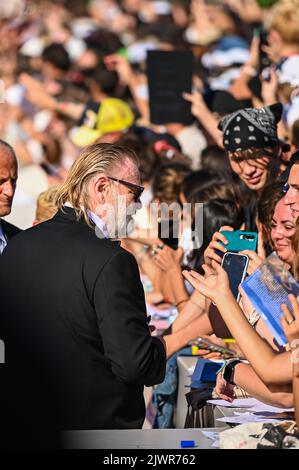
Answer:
[{"left": 70, "top": 98, "right": 134, "bottom": 147}]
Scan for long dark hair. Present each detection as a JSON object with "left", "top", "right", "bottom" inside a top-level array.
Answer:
[{"left": 189, "top": 198, "right": 243, "bottom": 272}]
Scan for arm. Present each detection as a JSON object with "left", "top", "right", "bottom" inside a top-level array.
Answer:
[
  {"left": 153, "top": 246, "right": 190, "bottom": 310},
  {"left": 19, "top": 73, "right": 84, "bottom": 120},
  {"left": 183, "top": 264, "right": 293, "bottom": 385},
  {"left": 183, "top": 91, "right": 223, "bottom": 147},
  {"left": 281, "top": 296, "right": 299, "bottom": 427},
  {"left": 104, "top": 55, "right": 150, "bottom": 121},
  {"left": 216, "top": 362, "right": 293, "bottom": 408},
  {"left": 171, "top": 292, "right": 208, "bottom": 332},
  {"left": 294, "top": 362, "right": 299, "bottom": 428},
  {"left": 93, "top": 250, "right": 166, "bottom": 386},
  {"left": 164, "top": 312, "right": 213, "bottom": 358}
]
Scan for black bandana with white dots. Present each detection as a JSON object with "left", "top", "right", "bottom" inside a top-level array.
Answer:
[{"left": 218, "top": 103, "right": 282, "bottom": 152}]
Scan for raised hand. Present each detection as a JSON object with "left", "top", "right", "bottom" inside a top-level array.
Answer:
[
  {"left": 183, "top": 262, "right": 231, "bottom": 303},
  {"left": 203, "top": 226, "right": 234, "bottom": 265}
]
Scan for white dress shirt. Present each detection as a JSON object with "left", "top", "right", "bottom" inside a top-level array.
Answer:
[
  {"left": 64, "top": 202, "right": 108, "bottom": 238},
  {"left": 0, "top": 220, "right": 7, "bottom": 254}
]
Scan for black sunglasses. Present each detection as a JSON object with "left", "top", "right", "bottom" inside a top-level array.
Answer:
[{"left": 108, "top": 176, "right": 144, "bottom": 202}]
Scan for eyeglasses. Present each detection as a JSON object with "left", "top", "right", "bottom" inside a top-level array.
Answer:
[{"left": 108, "top": 176, "right": 144, "bottom": 202}]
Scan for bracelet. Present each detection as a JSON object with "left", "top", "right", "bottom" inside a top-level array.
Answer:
[
  {"left": 175, "top": 298, "right": 189, "bottom": 308},
  {"left": 135, "top": 245, "right": 149, "bottom": 262},
  {"left": 248, "top": 308, "right": 260, "bottom": 329},
  {"left": 223, "top": 359, "right": 242, "bottom": 385}
]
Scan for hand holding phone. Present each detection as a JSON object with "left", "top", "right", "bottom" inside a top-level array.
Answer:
[
  {"left": 188, "top": 336, "right": 236, "bottom": 358},
  {"left": 219, "top": 230, "right": 258, "bottom": 253}
]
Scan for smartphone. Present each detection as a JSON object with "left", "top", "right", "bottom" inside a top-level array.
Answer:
[
  {"left": 158, "top": 218, "right": 179, "bottom": 250},
  {"left": 188, "top": 337, "right": 236, "bottom": 357},
  {"left": 258, "top": 28, "right": 271, "bottom": 73},
  {"left": 221, "top": 252, "right": 249, "bottom": 302},
  {"left": 219, "top": 230, "right": 258, "bottom": 253}
]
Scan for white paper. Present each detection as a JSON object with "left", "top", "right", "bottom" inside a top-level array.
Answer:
[
  {"left": 201, "top": 431, "right": 219, "bottom": 441},
  {"left": 207, "top": 398, "right": 260, "bottom": 408},
  {"left": 248, "top": 403, "right": 294, "bottom": 414},
  {"left": 201, "top": 431, "right": 220, "bottom": 448},
  {"left": 211, "top": 440, "right": 220, "bottom": 448},
  {"left": 216, "top": 414, "right": 282, "bottom": 424}
]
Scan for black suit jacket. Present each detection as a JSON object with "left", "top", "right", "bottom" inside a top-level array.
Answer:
[
  {"left": 0, "top": 219, "right": 22, "bottom": 241},
  {"left": 0, "top": 207, "right": 166, "bottom": 435}
]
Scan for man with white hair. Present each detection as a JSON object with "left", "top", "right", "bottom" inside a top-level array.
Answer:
[
  {"left": 0, "top": 139, "right": 21, "bottom": 254},
  {"left": 0, "top": 143, "right": 166, "bottom": 436}
]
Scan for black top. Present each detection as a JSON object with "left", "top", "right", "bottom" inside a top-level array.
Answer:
[{"left": 0, "top": 219, "right": 22, "bottom": 241}]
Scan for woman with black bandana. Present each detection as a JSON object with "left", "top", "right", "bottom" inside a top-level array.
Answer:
[{"left": 218, "top": 102, "right": 288, "bottom": 231}]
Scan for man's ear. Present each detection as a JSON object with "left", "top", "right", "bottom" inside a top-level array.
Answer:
[{"left": 92, "top": 174, "right": 109, "bottom": 203}]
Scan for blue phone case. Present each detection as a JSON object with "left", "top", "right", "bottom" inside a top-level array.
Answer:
[{"left": 219, "top": 230, "right": 258, "bottom": 253}]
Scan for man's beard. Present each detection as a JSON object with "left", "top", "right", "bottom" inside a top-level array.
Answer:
[{"left": 106, "top": 205, "right": 136, "bottom": 239}]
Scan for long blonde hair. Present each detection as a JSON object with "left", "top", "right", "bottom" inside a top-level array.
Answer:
[{"left": 54, "top": 143, "right": 138, "bottom": 226}]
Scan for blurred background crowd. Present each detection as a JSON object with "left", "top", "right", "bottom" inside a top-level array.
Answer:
[{"left": 1, "top": 0, "right": 299, "bottom": 228}]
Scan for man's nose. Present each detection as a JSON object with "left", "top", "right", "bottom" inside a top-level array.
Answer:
[
  {"left": 2, "top": 180, "right": 15, "bottom": 198},
  {"left": 242, "top": 160, "right": 256, "bottom": 175},
  {"left": 284, "top": 187, "right": 296, "bottom": 204}
]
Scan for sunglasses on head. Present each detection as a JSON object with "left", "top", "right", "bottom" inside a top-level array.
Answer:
[{"left": 108, "top": 176, "right": 144, "bottom": 202}]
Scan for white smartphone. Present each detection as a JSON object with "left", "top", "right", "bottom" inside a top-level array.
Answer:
[{"left": 221, "top": 252, "right": 249, "bottom": 302}]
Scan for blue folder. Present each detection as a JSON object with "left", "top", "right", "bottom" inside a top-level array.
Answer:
[{"left": 241, "top": 253, "right": 299, "bottom": 346}]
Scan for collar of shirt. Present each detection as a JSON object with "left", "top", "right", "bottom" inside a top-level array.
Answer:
[
  {"left": 64, "top": 202, "right": 108, "bottom": 238},
  {"left": 0, "top": 219, "right": 7, "bottom": 253}
]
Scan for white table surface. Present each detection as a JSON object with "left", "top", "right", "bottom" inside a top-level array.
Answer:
[{"left": 63, "top": 427, "right": 227, "bottom": 449}]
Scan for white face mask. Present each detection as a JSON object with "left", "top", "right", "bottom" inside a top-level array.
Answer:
[{"left": 100, "top": 188, "right": 141, "bottom": 239}]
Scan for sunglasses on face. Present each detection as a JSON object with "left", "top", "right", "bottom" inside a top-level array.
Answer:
[{"left": 108, "top": 176, "right": 144, "bottom": 202}]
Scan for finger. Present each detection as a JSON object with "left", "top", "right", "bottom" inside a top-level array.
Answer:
[
  {"left": 185, "top": 269, "right": 205, "bottom": 282},
  {"left": 281, "top": 315, "right": 289, "bottom": 334},
  {"left": 212, "top": 232, "right": 228, "bottom": 245},
  {"left": 281, "top": 303, "right": 294, "bottom": 323},
  {"left": 240, "top": 250, "right": 258, "bottom": 261},
  {"left": 209, "top": 254, "right": 223, "bottom": 264},
  {"left": 257, "top": 231, "right": 266, "bottom": 258},
  {"left": 176, "top": 247, "right": 184, "bottom": 258},
  {"left": 202, "top": 264, "right": 215, "bottom": 277},
  {"left": 219, "top": 393, "right": 233, "bottom": 403},
  {"left": 288, "top": 295, "right": 299, "bottom": 319},
  {"left": 219, "top": 225, "right": 234, "bottom": 232},
  {"left": 211, "top": 260, "right": 224, "bottom": 274},
  {"left": 182, "top": 273, "right": 200, "bottom": 290},
  {"left": 182, "top": 92, "right": 193, "bottom": 101},
  {"left": 211, "top": 241, "right": 227, "bottom": 253},
  {"left": 203, "top": 352, "right": 221, "bottom": 360},
  {"left": 194, "top": 349, "right": 210, "bottom": 356}
]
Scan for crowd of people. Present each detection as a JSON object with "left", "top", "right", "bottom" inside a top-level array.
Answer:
[{"left": 1, "top": 0, "right": 299, "bottom": 447}]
